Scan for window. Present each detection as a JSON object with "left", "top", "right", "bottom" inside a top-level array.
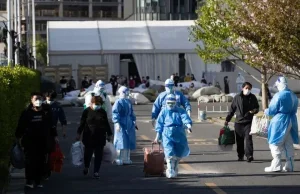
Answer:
[{"left": 221, "top": 60, "right": 235, "bottom": 72}]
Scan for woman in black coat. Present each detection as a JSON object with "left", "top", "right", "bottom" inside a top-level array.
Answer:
[{"left": 76, "top": 95, "right": 113, "bottom": 179}]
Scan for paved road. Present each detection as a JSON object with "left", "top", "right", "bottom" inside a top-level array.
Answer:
[{"left": 7, "top": 105, "right": 300, "bottom": 194}]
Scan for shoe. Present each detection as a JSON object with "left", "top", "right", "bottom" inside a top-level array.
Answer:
[
  {"left": 247, "top": 156, "right": 254, "bottom": 163},
  {"left": 25, "top": 180, "right": 34, "bottom": 189},
  {"left": 238, "top": 157, "right": 244, "bottom": 161},
  {"left": 83, "top": 168, "right": 89, "bottom": 175},
  {"left": 36, "top": 184, "right": 43, "bottom": 188},
  {"left": 265, "top": 166, "right": 281, "bottom": 172},
  {"left": 93, "top": 172, "right": 100, "bottom": 179},
  {"left": 282, "top": 166, "right": 293, "bottom": 172}
]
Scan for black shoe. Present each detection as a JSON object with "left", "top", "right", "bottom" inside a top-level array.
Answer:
[
  {"left": 238, "top": 157, "right": 244, "bottom": 161},
  {"left": 83, "top": 168, "right": 89, "bottom": 175},
  {"left": 247, "top": 156, "right": 254, "bottom": 162}
]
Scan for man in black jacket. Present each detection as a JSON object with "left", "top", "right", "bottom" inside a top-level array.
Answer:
[
  {"left": 225, "top": 82, "right": 259, "bottom": 162},
  {"left": 15, "top": 92, "right": 57, "bottom": 189}
]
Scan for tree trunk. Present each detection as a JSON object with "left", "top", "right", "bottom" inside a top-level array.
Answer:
[{"left": 261, "top": 67, "right": 268, "bottom": 110}]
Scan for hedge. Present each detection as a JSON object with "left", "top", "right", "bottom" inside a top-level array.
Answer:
[{"left": 0, "top": 66, "right": 40, "bottom": 190}]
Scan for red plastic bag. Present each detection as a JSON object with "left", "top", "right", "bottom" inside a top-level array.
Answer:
[{"left": 50, "top": 143, "right": 64, "bottom": 173}]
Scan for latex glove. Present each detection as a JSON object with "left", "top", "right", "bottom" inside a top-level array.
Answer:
[
  {"left": 151, "top": 119, "right": 156, "bottom": 127},
  {"left": 153, "top": 133, "right": 161, "bottom": 144},
  {"left": 187, "top": 110, "right": 191, "bottom": 117},
  {"left": 115, "top": 123, "right": 121, "bottom": 132},
  {"left": 186, "top": 124, "right": 192, "bottom": 133}
]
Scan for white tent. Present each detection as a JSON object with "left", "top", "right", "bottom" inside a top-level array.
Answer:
[{"left": 47, "top": 20, "right": 206, "bottom": 81}]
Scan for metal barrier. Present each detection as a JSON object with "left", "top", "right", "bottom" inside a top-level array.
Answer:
[{"left": 197, "top": 95, "right": 231, "bottom": 120}]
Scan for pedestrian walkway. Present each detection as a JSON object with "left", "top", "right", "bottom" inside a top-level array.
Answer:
[{"left": 6, "top": 107, "right": 300, "bottom": 194}]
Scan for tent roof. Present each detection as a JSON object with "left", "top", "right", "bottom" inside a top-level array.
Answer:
[
  {"left": 48, "top": 21, "right": 102, "bottom": 55},
  {"left": 47, "top": 20, "right": 199, "bottom": 55}
]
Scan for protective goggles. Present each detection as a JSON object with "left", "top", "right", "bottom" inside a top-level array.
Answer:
[{"left": 165, "top": 84, "right": 174, "bottom": 88}]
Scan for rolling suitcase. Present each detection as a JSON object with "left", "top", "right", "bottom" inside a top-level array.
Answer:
[{"left": 143, "top": 143, "right": 165, "bottom": 177}]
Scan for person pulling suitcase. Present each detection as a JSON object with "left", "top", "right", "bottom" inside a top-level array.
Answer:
[{"left": 153, "top": 94, "right": 193, "bottom": 178}]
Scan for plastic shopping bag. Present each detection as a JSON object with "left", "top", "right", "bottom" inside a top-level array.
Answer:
[
  {"left": 103, "top": 141, "right": 117, "bottom": 163},
  {"left": 257, "top": 115, "right": 269, "bottom": 137},
  {"left": 10, "top": 141, "right": 25, "bottom": 169},
  {"left": 249, "top": 115, "right": 269, "bottom": 137},
  {"left": 249, "top": 116, "right": 260, "bottom": 135},
  {"left": 219, "top": 126, "right": 236, "bottom": 145},
  {"left": 70, "top": 141, "right": 84, "bottom": 167},
  {"left": 50, "top": 143, "right": 64, "bottom": 173}
]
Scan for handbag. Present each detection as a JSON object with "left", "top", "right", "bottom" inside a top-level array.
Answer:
[{"left": 219, "top": 126, "right": 236, "bottom": 145}]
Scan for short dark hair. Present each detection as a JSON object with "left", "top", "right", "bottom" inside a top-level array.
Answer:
[
  {"left": 242, "top": 82, "right": 252, "bottom": 89},
  {"left": 31, "top": 92, "right": 42, "bottom": 98},
  {"left": 91, "top": 96, "right": 104, "bottom": 105},
  {"left": 46, "top": 90, "right": 57, "bottom": 99}
]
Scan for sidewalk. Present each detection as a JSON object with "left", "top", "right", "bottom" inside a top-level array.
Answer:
[{"left": 6, "top": 168, "right": 25, "bottom": 194}]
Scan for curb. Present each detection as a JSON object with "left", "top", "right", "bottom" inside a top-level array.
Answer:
[{"left": 208, "top": 118, "right": 300, "bottom": 150}]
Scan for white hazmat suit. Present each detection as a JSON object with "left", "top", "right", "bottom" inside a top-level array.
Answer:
[
  {"left": 84, "top": 80, "right": 112, "bottom": 121},
  {"left": 264, "top": 77, "right": 299, "bottom": 172}
]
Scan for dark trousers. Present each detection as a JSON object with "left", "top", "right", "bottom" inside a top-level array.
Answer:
[
  {"left": 43, "top": 153, "right": 51, "bottom": 178},
  {"left": 84, "top": 145, "right": 104, "bottom": 173},
  {"left": 112, "top": 86, "right": 118, "bottom": 96},
  {"left": 61, "top": 88, "right": 67, "bottom": 97},
  {"left": 235, "top": 122, "right": 253, "bottom": 158},
  {"left": 24, "top": 151, "right": 45, "bottom": 184}
]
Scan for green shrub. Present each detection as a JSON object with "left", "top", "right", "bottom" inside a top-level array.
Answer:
[{"left": 0, "top": 66, "right": 40, "bottom": 189}]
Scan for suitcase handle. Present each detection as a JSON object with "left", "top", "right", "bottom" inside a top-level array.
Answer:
[{"left": 152, "top": 142, "right": 162, "bottom": 152}]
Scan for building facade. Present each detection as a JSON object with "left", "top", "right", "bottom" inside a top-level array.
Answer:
[
  {"left": 20, "top": 0, "right": 135, "bottom": 39},
  {"left": 134, "top": 0, "right": 199, "bottom": 21}
]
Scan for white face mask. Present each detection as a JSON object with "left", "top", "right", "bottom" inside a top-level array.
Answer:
[
  {"left": 34, "top": 100, "right": 42, "bottom": 107},
  {"left": 243, "top": 89, "right": 251, "bottom": 96},
  {"left": 92, "top": 104, "right": 101, "bottom": 110}
]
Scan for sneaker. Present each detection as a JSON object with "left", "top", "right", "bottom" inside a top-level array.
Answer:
[
  {"left": 36, "top": 184, "right": 43, "bottom": 188},
  {"left": 238, "top": 157, "right": 244, "bottom": 161},
  {"left": 93, "top": 172, "right": 100, "bottom": 179},
  {"left": 247, "top": 156, "right": 254, "bottom": 163},
  {"left": 25, "top": 180, "right": 34, "bottom": 189},
  {"left": 83, "top": 168, "right": 89, "bottom": 175}
]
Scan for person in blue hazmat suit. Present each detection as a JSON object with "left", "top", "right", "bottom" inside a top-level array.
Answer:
[
  {"left": 264, "top": 76, "right": 299, "bottom": 172},
  {"left": 151, "top": 79, "right": 191, "bottom": 126},
  {"left": 154, "top": 94, "right": 193, "bottom": 178},
  {"left": 112, "top": 86, "right": 137, "bottom": 165},
  {"left": 84, "top": 80, "right": 112, "bottom": 121}
]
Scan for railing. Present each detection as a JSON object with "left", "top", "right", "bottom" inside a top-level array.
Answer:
[
  {"left": 63, "top": 11, "right": 89, "bottom": 17},
  {"left": 136, "top": 12, "right": 198, "bottom": 20},
  {"left": 197, "top": 95, "right": 230, "bottom": 120}
]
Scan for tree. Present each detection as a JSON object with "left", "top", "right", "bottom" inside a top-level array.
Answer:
[
  {"left": 35, "top": 35, "right": 47, "bottom": 65},
  {"left": 190, "top": 0, "right": 300, "bottom": 109}
]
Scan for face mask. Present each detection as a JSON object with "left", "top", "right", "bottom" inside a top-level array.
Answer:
[
  {"left": 34, "top": 100, "right": 42, "bottom": 107},
  {"left": 46, "top": 100, "right": 52, "bottom": 104},
  {"left": 165, "top": 86, "right": 174, "bottom": 93},
  {"left": 243, "top": 89, "right": 251, "bottom": 96},
  {"left": 92, "top": 104, "right": 101, "bottom": 110},
  {"left": 277, "top": 84, "right": 286, "bottom": 91}
]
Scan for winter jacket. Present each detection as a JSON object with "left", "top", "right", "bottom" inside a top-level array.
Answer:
[
  {"left": 15, "top": 104, "right": 57, "bottom": 153},
  {"left": 226, "top": 92, "right": 259, "bottom": 124},
  {"left": 77, "top": 107, "right": 112, "bottom": 147}
]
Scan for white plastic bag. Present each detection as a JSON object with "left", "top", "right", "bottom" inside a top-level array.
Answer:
[
  {"left": 250, "top": 115, "right": 269, "bottom": 137},
  {"left": 70, "top": 141, "right": 84, "bottom": 167},
  {"left": 103, "top": 141, "right": 117, "bottom": 163}
]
